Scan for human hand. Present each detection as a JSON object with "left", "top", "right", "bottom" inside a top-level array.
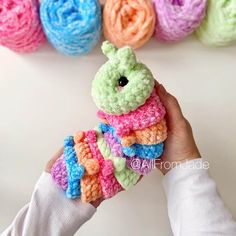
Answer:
[
  {"left": 156, "top": 84, "right": 201, "bottom": 175},
  {"left": 45, "top": 148, "right": 104, "bottom": 208}
]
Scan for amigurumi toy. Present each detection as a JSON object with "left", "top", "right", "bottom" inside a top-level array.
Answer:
[{"left": 51, "top": 41, "right": 168, "bottom": 203}]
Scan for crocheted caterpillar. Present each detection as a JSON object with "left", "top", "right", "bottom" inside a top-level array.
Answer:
[
  {"left": 40, "top": 0, "right": 102, "bottom": 56},
  {"left": 153, "top": 0, "right": 207, "bottom": 42},
  {"left": 51, "top": 41, "right": 167, "bottom": 203},
  {"left": 197, "top": 0, "right": 236, "bottom": 46},
  {"left": 103, "top": 0, "right": 156, "bottom": 49},
  {"left": 0, "top": 0, "right": 45, "bottom": 53}
]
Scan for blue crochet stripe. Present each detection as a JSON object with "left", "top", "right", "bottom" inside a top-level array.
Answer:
[
  {"left": 64, "top": 136, "right": 84, "bottom": 199},
  {"left": 99, "top": 123, "right": 164, "bottom": 159},
  {"left": 40, "top": 0, "right": 102, "bottom": 56}
]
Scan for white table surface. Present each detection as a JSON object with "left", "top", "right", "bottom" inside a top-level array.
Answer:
[{"left": 0, "top": 37, "right": 236, "bottom": 236}]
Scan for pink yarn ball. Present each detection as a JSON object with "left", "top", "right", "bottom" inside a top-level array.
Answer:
[
  {"left": 153, "top": 0, "right": 207, "bottom": 42},
  {"left": 0, "top": 0, "right": 45, "bottom": 52}
]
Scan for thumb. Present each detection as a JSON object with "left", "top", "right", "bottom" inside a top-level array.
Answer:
[{"left": 157, "top": 84, "right": 184, "bottom": 125}]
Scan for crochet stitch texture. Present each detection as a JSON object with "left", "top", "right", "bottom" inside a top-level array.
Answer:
[
  {"left": 51, "top": 41, "right": 168, "bottom": 203},
  {"left": 92, "top": 41, "right": 155, "bottom": 115},
  {"left": 103, "top": 0, "right": 156, "bottom": 49},
  {"left": 153, "top": 0, "right": 207, "bottom": 42},
  {"left": 40, "top": 0, "right": 101, "bottom": 56},
  {"left": 197, "top": 0, "right": 236, "bottom": 46},
  {"left": 0, "top": 0, "right": 45, "bottom": 52}
]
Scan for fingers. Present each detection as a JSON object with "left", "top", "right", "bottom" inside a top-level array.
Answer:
[
  {"left": 90, "top": 197, "right": 104, "bottom": 208},
  {"left": 157, "top": 84, "right": 185, "bottom": 125},
  {"left": 45, "top": 147, "right": 63, "bottom": 173}
]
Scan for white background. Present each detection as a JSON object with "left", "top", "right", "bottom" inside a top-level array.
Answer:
[{"left": 0, "top": 37, "right": 236, "bottom": 236}]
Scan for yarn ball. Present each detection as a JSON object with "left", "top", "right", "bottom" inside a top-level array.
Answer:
[
  {"left": 153, "top": 0, "right": 207, "bottom": 42},
  {"left": 103, "top": 0, "right": 156, "bottom": 49},
  {"left": 40, "top": 0, "right": 102, "bottom": 56},
  {"left": 92, "top": 41, "right": 155, "bottom": 115},
  {"left": 197, "top": 0, "right": 236, "bottom": 46},
  {"left": 0, "top": 0, "right": 45, "bottom": 52}
]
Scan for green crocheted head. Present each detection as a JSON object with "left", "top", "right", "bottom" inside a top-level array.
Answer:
[{"left": 92, "top": 41, "right": 155, "bottom": 115}]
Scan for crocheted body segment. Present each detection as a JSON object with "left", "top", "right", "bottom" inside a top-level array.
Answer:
[
  {"left": 51, "top": 41, "right": 168, "bottom": 203},
  {"left": 97, "top": 90, "right": 166, "bottom": 136},
  {"left": 64, "top": 136, "right": 85, "bottom": 199},
  {"left": 85, "top": 130, "right": 122, "bottom": 199},
  {"left": 73, "top": 131, "right": 102, "bottom": 202},
  {"left": 121, "top": 119, "right": 167, "bottom": 146},
  {"left": 99, "top": 123, "right": 164, "bottom": 159}
]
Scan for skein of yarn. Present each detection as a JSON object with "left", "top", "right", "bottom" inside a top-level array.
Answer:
[
  {"left": 197, "top": 0, "right": 236, "bottom": 46},
  {"left": 0, "top": 0, "right": 45, "bottom": 53},
  {"left": 103, "top": 0, "right": 156, "bottom": 49},
  {"left": 40, "top": 0, "right": 102, "bottom": 56},
  {"left": 153, "top": 0, "right": 207, "bottom": 42}
]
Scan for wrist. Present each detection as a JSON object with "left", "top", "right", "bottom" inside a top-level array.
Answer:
[{"left": 157, "top": 155, "right": 201, "bottom": 175}]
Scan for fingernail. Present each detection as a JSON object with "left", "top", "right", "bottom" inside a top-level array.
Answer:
[{"left": 158, "top": 84, "right": 167, "bottom": 96}]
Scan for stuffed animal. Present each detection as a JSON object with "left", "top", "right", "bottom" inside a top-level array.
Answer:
[{"left": 51, "top": 41, "right": 167, "bottom": 203}]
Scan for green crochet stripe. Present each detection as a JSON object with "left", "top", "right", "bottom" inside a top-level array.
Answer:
[
  {"left": 197, "top": 0, "right": 236, "bottom": 46},
  {"left": 95, "top": 126, "right": 140, "bottom": 190},
  {"left": 92, "top": 41, "right": 154, "bottom": 115}
]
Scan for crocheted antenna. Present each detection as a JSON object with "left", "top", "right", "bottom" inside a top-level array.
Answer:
[{"left": 51, "top": 41, "right": 167, "bottom": 202}]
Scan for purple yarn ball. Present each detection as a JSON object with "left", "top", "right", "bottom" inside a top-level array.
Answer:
[{"left": 153, "top": 0, "right": 207, "bottom": 42}]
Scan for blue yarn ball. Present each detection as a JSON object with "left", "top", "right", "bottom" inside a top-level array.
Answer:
[{"left": 40, "top": 0, "right": 102, "bottom": 56}]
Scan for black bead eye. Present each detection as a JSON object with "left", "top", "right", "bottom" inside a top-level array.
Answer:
[{"left": 118, "top": 76, "right": 129, "bottom": 87}]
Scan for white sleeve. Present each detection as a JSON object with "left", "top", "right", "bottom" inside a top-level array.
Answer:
[
  {"left": 163, "top": 158, "right": 236, "bottom": 236},
  {"left": 1, "top": 172, "right": 96, "bottom": 236}
]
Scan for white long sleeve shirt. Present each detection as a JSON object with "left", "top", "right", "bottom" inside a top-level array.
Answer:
[{"left": 2, "top": 159, "right": 236, "bottom": 236}]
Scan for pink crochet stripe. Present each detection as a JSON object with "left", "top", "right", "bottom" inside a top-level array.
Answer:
[
  {"left": 98, "top": 90, "right": 166, "bottom": 137},
  {"left": 86, "top": 130, "right": 122, "bottom": 199},
  {"left": 0, "top": 0, "right": 46, "bottom": 52}
]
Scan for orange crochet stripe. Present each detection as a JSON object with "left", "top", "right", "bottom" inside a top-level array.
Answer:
[
  {"left": 102, "top": 118, "right": 167, "bottom": 147},
  {"left": 121, "top": 119, "right": 167, "bottom": 146},
  {"left": 74, "top": 131, "right": 102, "bottom": 203}
]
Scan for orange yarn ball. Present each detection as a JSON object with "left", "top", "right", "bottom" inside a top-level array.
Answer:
[{"left": 103, "top": 0, "right": 156, "bottom": 49}]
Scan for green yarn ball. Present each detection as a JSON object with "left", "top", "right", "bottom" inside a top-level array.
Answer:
[
  {"left": 92, "top": 41, "right": 155, "bottom": 115},
  {"left": 197, "top": 0, "right": 236, "bottom": 46}
]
